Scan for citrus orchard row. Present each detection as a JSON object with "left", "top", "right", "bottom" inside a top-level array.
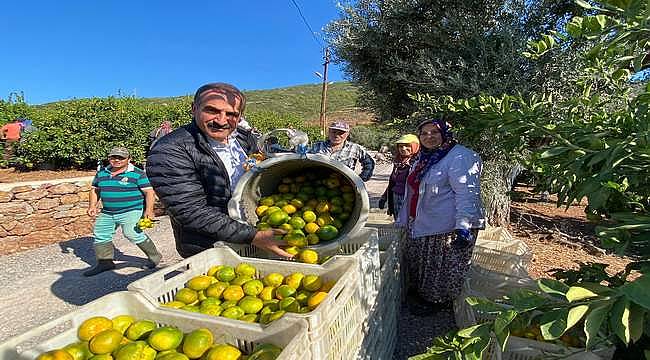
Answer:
[
  {"left": 161, "top": 263, "right": 334, "bottom": 325},
  {"left": 254, "top": 171, "right": 356, "bottom": 262},
  {"left": 37, "top": 315, "right": 281, "bottom": 360}
]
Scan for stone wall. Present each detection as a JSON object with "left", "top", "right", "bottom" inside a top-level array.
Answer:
[{"left": 0, "top": 181, "right": 94, "bottom": 255}]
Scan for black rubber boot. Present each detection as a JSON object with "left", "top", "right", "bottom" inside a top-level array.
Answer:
[
  {"left": 83, "top": 243, "right": 116, "bottom": 277},
  {"left": 137, "top": 238, "right": 162, "bottom": 269}
]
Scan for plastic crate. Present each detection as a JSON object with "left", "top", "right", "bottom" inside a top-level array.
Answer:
[
  {"left": 358, "top": 228, "right": 401, "bottom": 359},
  {"left": 454, "top": 282, "right": 614, "bottom": 360},
  {"left": 471, "top": 239, "right": 531, "bottom": 278},
  {"left": 467, "top": 266, "right": 537, "bottom": 301},
  {"left": 366, "top": 210, "right": 403, "bottom": 251},
  {"left": 0, "top": 292, "right": 309, "bottom": 360},
  {"left": 218, "top": 227, "right": 381, "bottom": 314},
  {"left": 477, "top": 226, "right": 514, "bottom": 243},
  {"left": 499, "top": 336, "right": 615, "bottom": 360},
  {"left": 127, "top": 246, "right": 368, "bottom": 360}
]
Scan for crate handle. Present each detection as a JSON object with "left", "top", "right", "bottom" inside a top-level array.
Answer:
[
  {"left": 0, "top": 311, "right": 77, "bottom": 358},
  {"left": 146, "top": 251, "right": 208, "bottom": 284}
]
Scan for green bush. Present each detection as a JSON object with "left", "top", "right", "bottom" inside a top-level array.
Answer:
[
  {"left": 16, "top": 98, "right": 327, "bottom": 169},
  {"left": 20, "top": 97, "right": 190, "bottom": 168},
  {"left": 349, "top": 124, "right": 400, "bottom": 150},
  {"left": 0, "top": 93, "right": 34, "bottom": 125}
]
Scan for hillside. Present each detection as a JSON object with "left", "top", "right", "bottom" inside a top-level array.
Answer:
[
  {"left": 38, "top": 82, "right": 375, "bottom": 125},
  {"left": 245, "top": 82, "right": 374, "bottom": 124}
]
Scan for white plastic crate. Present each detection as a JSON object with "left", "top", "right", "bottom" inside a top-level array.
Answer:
[
  {"left": 218, "top": 227, "right": 381, "bottom": 315},
  {"left": 500, "top": 336, "right": 615, "bottom": 360},
  {"left": 467, "top": 266, "right": 537, "bottom": 301},
  {"left": 454, "top": 281, "right": 614, "bottom": 360},
  {"left": 358, "top": 228, "right": 401, "bottom": 360},
  {"left": 127, "top": 246, "right": 368, "bottom": 360},
  {"left": 0, "top": 292, "right": 309, "bottom": 360},
  {"left": 366, "top": 210, "right": 403, "bottom": 251},
  {"left": 455, "top": 269, "right": 536, "bottom": 328},
  {"left": 477, "top": 226, "right": 514, "bottom": 243},
  {"left": 472, "top": 238, "right": 531, "bottom": 278}
]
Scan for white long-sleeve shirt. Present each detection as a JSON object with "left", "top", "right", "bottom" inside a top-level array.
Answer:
[
  {"left": 208, "top": 136, "right": 248, "bottom": 192},
  {"left": 397, "top": 144, "right": 486, "bottom": 237}
]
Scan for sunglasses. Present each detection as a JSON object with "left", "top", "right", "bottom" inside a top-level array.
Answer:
[{"left": 109, "top": 155, "right": 127, "bottom": 160}]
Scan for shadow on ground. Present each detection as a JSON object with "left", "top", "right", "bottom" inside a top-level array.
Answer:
[{"left": 51, "top": 237, "right": 158, "bottom": 305}]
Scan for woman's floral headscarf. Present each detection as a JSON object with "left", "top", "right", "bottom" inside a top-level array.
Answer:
[{"left": 410, "top": 119, "right": 457, "bottom": 181}]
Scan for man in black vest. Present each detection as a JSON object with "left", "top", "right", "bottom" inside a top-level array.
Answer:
[{"left": 146, "top": 83, "right": 292, "bottom": 258}]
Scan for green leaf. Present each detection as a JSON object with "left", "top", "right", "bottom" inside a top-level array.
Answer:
[
  {"left": 575, "top": 0, "right": 593, "bottom": 9},
  {"left": 578, "top": 282, "right": 617, "bottom": 296},
  {"left": 495, "top": 327, "right": 510, "bottom": 352},
  {"left": 619, "top": 275, "right": 650, "bottom": 310},
  {"left": 610, "top": 296, "right": 631, "bottom": 344},
  {"left": 538, "top": 278, "right": 570, "bottom": 296},
  {"left": 509, "top": 289, "right": 548, "bottom": 311},
  {"left": 540, "top": 147, "right": 569, "bottom": 159},
  {"left": 566, "top": 286, "right": 599, "bottom": 302},
  {"left": 584, "top": 301, "right": 612, "bottom": 349},
  {"left": 612, "top": 69, "right": 630, "bottom": 81},
  {"left": 629, "top": 303, "right": 645, "bottom": 343},
  {"left": 567, "top": 305, "right": 589, "bottom": 330},
  {"left": 457, "top": 323, "right": 490, "bottom": 338},
  {"left": 645, "top": 350, "right": 650, "bottom": 360},
  {"left": 494, "top": 310, "right": 518, "bottom": 334},
  {"left": 466, "top": 297, "right": 506, "bottom": 314},
  {"left": 540, "top": 308, "right": 569, "bottom": 340},
  {"left": 464, "top": 337, "right": 490, "bottom": 360},
  {"left": 408, "top": 352, "right": 448, "bottom": 360}
]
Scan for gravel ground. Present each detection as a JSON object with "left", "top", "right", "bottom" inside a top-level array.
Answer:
[{"left": 0, "top": 160, "right": 455, "bottom": 359}]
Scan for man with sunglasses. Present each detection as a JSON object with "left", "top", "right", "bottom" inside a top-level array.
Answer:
[
  {"left": 84, "top": 147, "right": 162, "bottom": 276},
  {"left": 310, "top": 121, "right": 375, "bottom": 181},
  {"left": 146, "top": 83, "right": 292, "bottom": 259}
]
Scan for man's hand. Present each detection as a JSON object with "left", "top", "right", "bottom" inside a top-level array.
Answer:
[
  {"left": 251, "top": 229, "right": 293, "bottom": 259},
  {"left": 87, "top": 207, "right": 99, "bottom": 217}
]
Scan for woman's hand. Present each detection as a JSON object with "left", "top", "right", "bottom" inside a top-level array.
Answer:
[{"left": 452, "top": 229, "right": 475, "bottom": 250}]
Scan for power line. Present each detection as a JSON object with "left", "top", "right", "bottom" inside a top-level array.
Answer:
[{"left": 289, "top": 0, "right": 323, "bottom": 47}]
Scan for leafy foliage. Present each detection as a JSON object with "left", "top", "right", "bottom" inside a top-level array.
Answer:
[
  {"left": 0, "top": 92, "right": 33, "bottom": 125},
  {"left": 417, "top": 264, "right": 649, "bottom": 359},
  {"left": 413, "top": 0, "right": 650, "bottom": 256},
  {"left": 4, "top": 83, "right": 376, "bottom": 169},
  {"left": 326, "top": 0, "right": 584, "bottom": 121}
]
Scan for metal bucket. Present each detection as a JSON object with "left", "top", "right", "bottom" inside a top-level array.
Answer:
[{"left": 228, "top": 153, "right": 370, "bottom": 250}]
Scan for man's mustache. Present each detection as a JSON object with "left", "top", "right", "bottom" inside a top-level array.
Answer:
[{"left": 206, "top": 121, "right": 231, "bottom": 130}]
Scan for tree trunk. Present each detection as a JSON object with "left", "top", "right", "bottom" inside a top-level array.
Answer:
[{"left": 481, "top": 160, "right": 523, "bottom": 227}]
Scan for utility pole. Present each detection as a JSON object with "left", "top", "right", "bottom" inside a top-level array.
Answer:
[{"left": 318, "top": 48, "right": 330, "bottom": 136}]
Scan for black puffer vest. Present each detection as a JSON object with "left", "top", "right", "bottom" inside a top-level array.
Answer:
[{"left": 146, "top": 122, "right": 258, "bottom": 257}]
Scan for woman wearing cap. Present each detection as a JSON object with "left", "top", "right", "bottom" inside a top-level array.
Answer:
[
  {"left": 378, "top": 134, "right": 420, "bottom": 220},
  {"left": 397, "top": 118, "right": 485, "bottom": 311}
]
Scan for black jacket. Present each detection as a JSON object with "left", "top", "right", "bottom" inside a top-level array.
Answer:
[{"left": 146, "top": 121, "right": 259, "bottom": 258}]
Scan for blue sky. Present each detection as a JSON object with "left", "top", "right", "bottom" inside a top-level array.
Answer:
[{"left": 1, "top": 1, "right": 345, "bottom": 104}]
